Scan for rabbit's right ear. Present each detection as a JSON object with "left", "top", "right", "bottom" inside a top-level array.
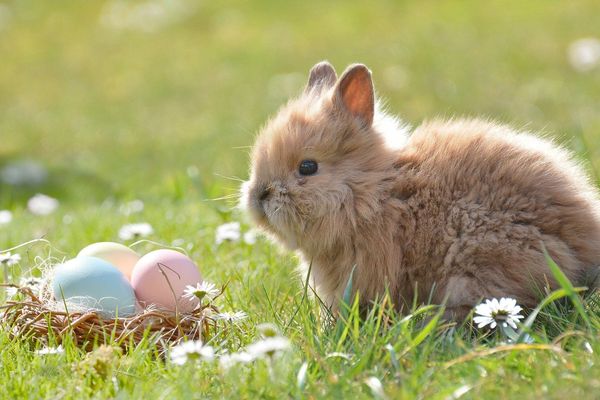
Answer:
[
  {"left": 333, "top": 64, "right": 374, "bottom": 127},
  {"left": 305, "top": 61, "right": 337, "bottom": 93}
]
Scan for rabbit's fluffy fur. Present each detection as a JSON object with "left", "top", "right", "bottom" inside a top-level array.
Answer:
[{"left": 242, "top": 61, "right": 600, "bottom": 318}]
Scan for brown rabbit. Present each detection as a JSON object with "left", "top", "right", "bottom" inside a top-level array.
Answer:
[{"left": 241, "top": 61, "right": 600, "bottom": 319}]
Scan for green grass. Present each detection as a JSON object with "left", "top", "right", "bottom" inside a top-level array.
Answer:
[{"left": 2, "top": 0, "right": 600, "bottom": 398}]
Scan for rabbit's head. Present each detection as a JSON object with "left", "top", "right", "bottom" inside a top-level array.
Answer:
[{"left": 242, "top": 62, "right": 402, "bottom": 253}]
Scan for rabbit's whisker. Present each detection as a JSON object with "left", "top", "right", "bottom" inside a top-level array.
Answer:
[
  {"left": 214, "top": 173, "right": 246, "bottom": 183},
  {"left": 204, "top": 193, "right": 242, "bottom": 202}
]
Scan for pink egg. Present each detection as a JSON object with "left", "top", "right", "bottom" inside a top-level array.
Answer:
[{"left": 130, "top": 249, "right": 202, "bottom": 313}]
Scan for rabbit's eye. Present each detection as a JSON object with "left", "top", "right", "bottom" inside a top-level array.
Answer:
[{"left": 298, "top": 159, "right": 318, "bottom": 176}]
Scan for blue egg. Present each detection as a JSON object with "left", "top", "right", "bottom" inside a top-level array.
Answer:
[{"left": 52, "top": 256, "right": 137, "bottom": 318}]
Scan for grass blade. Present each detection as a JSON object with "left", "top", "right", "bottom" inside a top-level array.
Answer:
[
  {"left": 543, "top": 246, "right": 591, "bottom": 329},
  {"left": 516, "top": 288, "right": 570, "bottom": 343},
  {"left": 334, "top": 265, "right": 357, "bottom": 345},
  {"left": 410, "top": 308, "right": 442, "bottom": 347},
  {"left": 341, "top": 265, "right": 357, "bottom": 314}
]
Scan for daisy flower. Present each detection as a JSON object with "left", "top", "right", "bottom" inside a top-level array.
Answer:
[
  {"left": 36, "top": 345, "right": 64, "bottom": 355},
  {"left": 219, "top": 351, "right": 254, "bottom": 370},
  {"left": 118, "top": 222, "right": 153, "bottom": 240},
  {"left": 19, "top": 276, "right": 44, "bottom": 296},
  {"left": 1, "top": 251, "right": 19, "bottom": 283},
  {"left": 0, "top": 210, "right": 12, "bottom": 225},
  {"left": 20, "top": 276, "right": 43, "bottom": 287},
  {"left": 170, "top": 340, "right": 214, "bottom": 365},
  {"left": 183, "top": 281, "right": 220, "bottom": 302},
  {"left": 27, "top": 193, "right": 59, "bottom": 215},
  {"left": 0, "top": 252, "right": 21, "bottom": 266},
  {"left": 5, "top": 286, "right": 18, "bottom": 297},
  {"left": 214, "top": 311, "right": 248, "bottom": 323},
  {"left": 473, "top": 297, "right": 524, "bottom": 329},
  {"left": 257, "top": 322, "right": 280, "bottom": 338},
  {"left": 246, "top": 336, "right": 290, "bottom": 359},
  {"left": 215, "top": 222, "right": 241, "bottom": 245}
]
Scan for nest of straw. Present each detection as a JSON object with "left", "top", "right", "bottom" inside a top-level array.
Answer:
[{"left": 0, "top": 284, "right": 219, "bottom": 351}]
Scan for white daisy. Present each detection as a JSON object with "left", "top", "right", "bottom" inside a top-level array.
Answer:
[
  {"left": 36, "top": 345, "right": 64, "bottom": 355},
  {"left": 0, "top": 210, "right": 12, "bottom": 225},
  {"left": 568, "top": 37, "right": 600, "bottom": 72},
  {"left": 182, "top": 281, "right": 220, "bottom": 302},
  {"left": 215, "top": 222, "right": 241, "bottom": 245},
  {"left": 246, "top": 336, "right": 290, "bottom": 358},
  {"left": 20, "top": 276, "right": 43, "bottom": 287},
  {"left": 257, "top": 322, "right": 280, "bottom": 338},
  {"left": 214, "top": 311, "right": 248, "bottom": 323},
  {"left": 473, "top": 297, "right": 524, "bottom": 329},
  {"left": 118, "top": 222, "right": 154, "bottom": 240},
  {"left": 5, "top": 286, "right": 18, "bottom": 297},
  {"left": 27, "top": 193, "right": 59, "bottom": 215},
  {"left": 19, "top": 276, "right": 44, "bottom": 296},
  {"left": 0, "top": 252, "right": 21, "bottom": 266},
  {"left": 219, "top": 351, "right": 254, "bottom": 370},
  {"left": 170, "top": 340, "right": 214, "bottom": 365}
]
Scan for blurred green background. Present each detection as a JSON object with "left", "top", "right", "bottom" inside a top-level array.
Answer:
[{"left": 1, "top": 0, "right": 600, "bottom": 250}]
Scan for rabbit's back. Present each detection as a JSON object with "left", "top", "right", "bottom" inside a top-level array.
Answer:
[{"left": 394, "top": 118, "right": 600, "bottom": 313}]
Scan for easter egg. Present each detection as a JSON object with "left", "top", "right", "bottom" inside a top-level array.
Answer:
[
  {"left": 52, "top": 256, "right": 137, "bottom": 318},
  {"left": 78, "top": 242, "right": 140, "bottom": 280},
  {"left": 130, "top": 249, "right": 202, "bottom": 313}
]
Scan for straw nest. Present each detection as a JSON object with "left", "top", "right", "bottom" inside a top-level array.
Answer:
[{"left": 0, "top": 284, "right": 220, "bottom": 352}]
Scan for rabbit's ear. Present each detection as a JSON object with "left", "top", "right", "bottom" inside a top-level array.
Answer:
[
  {"left": 334, "top": 64, "right": 374, "bottom": 127},
  {"left": 305, "top": 61, "right": 337, "bottom": 93}
]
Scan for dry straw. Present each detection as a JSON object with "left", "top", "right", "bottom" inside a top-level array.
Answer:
[{"left": 0, "top": 283, "right": 221, "bottom": 352}]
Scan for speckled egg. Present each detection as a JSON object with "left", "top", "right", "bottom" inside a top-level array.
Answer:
[
  {"left": 130, "top": 249, "right": 202, "bottom": 312},
  {"left": 78, "top": 242, "right": 140, "bottom": 280},
  {"left": 52, "top": 256, "right": 137, "bottom": 317}
]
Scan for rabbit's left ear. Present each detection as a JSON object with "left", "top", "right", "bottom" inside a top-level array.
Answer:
[
  {"left": 305, "top": 61, "right": 337, "bottom": 93},
  {"left": 334, "top": 64, "right": 374, "bottom": 127}
]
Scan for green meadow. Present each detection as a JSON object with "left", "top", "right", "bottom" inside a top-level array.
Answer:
[{"left": 1, "top": 1, "right": 600, "bottom": 398}]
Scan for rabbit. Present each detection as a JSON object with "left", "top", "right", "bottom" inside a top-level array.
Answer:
[{"left": 241, "top": 61, "right": 600, "bottom": 319}]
